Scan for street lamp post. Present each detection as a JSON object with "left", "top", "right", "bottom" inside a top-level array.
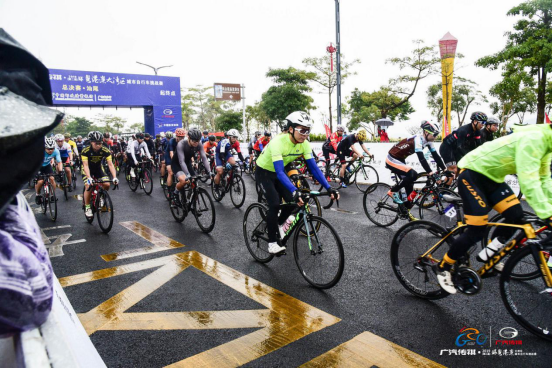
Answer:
[
  {"left": 335, "top": 0, "right": 342, "bottom": 127},
  {"left": 136, "top": 61, "right": 173, "bottom": 75}
]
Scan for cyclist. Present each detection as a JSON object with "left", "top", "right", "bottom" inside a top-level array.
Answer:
[
  {"left": 144, "top": 133, "right": 155, "bottom": 159},
  {"left": 119, "top": 136, "right": 128, "bottom": 154},
  {"left": 170, "top": 128, "right": 211, "bottom": 207},
  {"left": 322, "top": 124, "right": 346, "bottom": 177},
  {"left": 214, "top": 129, "right": 241, "bottom": 194},
  {"left": 54, "top": 134, "right": 74, "bottom": 191},
  {"left": 436, "top": 123, "right": 552, "bottom": 294},
  {"left": 256, "top": 111, "right": 338, "bottom": 254},
  {"left": 166, "top": 130, "right": 184, "bottom": 190},
  {"left": 103, "top": 132, "right": 112, "bottom": 148},
  {"left": 64, "top": 133, "right": 79, "bottom": 161},
  {"left": 248, "top": 131, "right": 262, "bottom": 165},
  {"left": 386, "top": 121, "right": 446, "bottom": 218},
  {"left": 201, "top": 130, "right": 210, "bottom": 144},
  {"left": 336, "top": 128, "right": 374, "bottom": 188},
  {"left": 76, "top": 135, "right": 84, "bottom": 155},
  {"left": 439, "top": 111, "right": 486, "bottom": 174},
  {"left": 253, "top": 131, "right": 272, "bottom": 155},
  {"left": 126, "top": 133, "right": 152, "bottom": 178},
  {"left": 81, "top": 131, "right": 119, "bottom": 218},
  {"left": 35, "top": 137, "right": 63, "bottom": 205},
  {"left": 109, "top": 135, "right": 123, "bottom": 171},
  {"left": 480, "top": 116, "right": 500, "bottom": 144}
]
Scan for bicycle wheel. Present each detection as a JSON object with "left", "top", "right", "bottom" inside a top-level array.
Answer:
[
  {"left": 230, "top": 174, "right": 246, "bottom": 208},
  {"left": 170, "top": 191, "right": 187, "bottom": 223},
  {"left": 211, "top": 181, "right": 224, "bottom": 202},
  {"left": 293, "top": 215, "right": 344, "bottom": 289},
  {"left": 47, "top": 184, "right": 57, "bottom": 221},
  {"left": 419, "top": 188, "right": 458, "bottom": 230},
  {"left": 363, "top": 183, "right": 399, "bottom": 227},
  {"left": 72, "top": 168, "right": 77, "bottom": 189},
  {"left": 354, "top": 165, "right": 379, "bottom": 193},
  {"left": 62, "top": 175, "right": 68, "bottom": 200},
  {"left": 142, "top": 168, "right": 153, "bottom": 195},
  {"left": 128, "top": 167, "right": 139, "bottom": 192},
  {"left": 96, "top": 191, "right": 114, "bottom": 233},
  {"left": 391, "top": 220, "right": 451, "bottom": 299},
  {"left": 500, "top": 246, "right": 552, "bottom": 340},
  {"left": 243, "top": 203, "right": 273, "bottom": 263},
  {"left": 192, "top": 188, "right": 216, "bottom": 233}
]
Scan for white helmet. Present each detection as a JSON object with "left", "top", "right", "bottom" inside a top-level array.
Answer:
[
  {"left": 45, "top": 137, "right": 56, "bottom": 149},
  {"left": 227, "top": 129, "right": 240, "bottom": 138},
  {"left": 160, "top": 132, "right": 166, "bottom": 138},
  {"left": 54, "top": 133, "right": 64, "bottom": 141},
  {"left": 421, "top": 120, "right": 440, "bottom": 136},
  {"left": 285, "top": 111, "right": 312, "bottom": 129}
]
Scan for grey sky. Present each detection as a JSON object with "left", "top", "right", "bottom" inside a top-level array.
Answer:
[{"left": 1, "top": 0, "right": 527, "bottom": 137}]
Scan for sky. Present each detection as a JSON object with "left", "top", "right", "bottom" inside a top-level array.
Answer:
[{"left": 0, "top": 0, "right": 530, "bottom": 137}]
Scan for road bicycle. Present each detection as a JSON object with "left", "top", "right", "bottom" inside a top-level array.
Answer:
[
  {"left": 126, "top": 159, "right": 153, "bottom": 195},
  {"left": 59, "top": 162, "right": 76, "bottom": 200},
  {"left": 390, "top": 192, "right": 551, "bottom": 340},
  {"left": 34, "top": 173, "right": 59, "bottom": 221},
  {"left": 320, "top": 156, "right": 379, "bottom": 193},
  {"left": 212, "top": 164, "right": 246, "bottom": 208},
  {"left": 363, "top": 171, "right": 457, "bottom": 228},
  {"left": 169, "top": 175, "right": 216, "bottom": 233},
  {"left": 243, "top": 190, "right": 344, "bottom": 289},
  {"left": 82, "top": 179, "right": 118, "bottom": 234},
  {"left": 192, "top": 151, "right": 212, "bottom": 184}
]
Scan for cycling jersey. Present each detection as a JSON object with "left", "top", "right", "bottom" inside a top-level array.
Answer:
[
  {"left": 174, "top": 139, "right": 210, "bottom": 178},
  {"left": 337, "top": 133, "right": 363, "bottom": 152},
  {"left": 458, "top": 124, "right": 552, "bottom": 219},
  {"left": 479, "top": 127, "right": 495, "bottom": 144},
  {"left": 201, "top": 136, "right": 209, "bottom": 144},
  {"left": 76, "top": 141, "right": 84, "bottom": 153},
  {"left": 81, "top": 145, "right": 112, "bottom": 169},
  {"left": 56, "top": 142, "right": 72, "bottom": 158},
  {"left": 248, "top": 136, "right": 257, "bottom": 149},
  {"left": 127, "top": 140, "right": 151, "bottom": 164},
  {"left": 323, "top": 132, "right": 344, "bottom": 151},
  {"left": 441, "top": 124, "right": 482, "bottom": 162},
  {"left": 144, "top": 138, "right": 155, "bottom": 157},
  {"left": 203, "top": 141, "right": 217, "bottom": 154},
  {"left": 389, "top": 134, "right": 435, "bottom": 160},
  {"left": 66, "top": 139, "right": 78, "bottom": 156},
  {"left": 253, "top": 137, "right": 270, "bottom": 151},
  {"left": 110, "top": 142, "right": 122, "bottom": 154},
  {"left": 42, "top": 148, "right": 61, "bottom": 167},
  {"left": 216, "top": 138, "right": 233, "bottom": 166}
]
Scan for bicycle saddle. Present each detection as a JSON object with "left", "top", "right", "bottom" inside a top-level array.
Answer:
[{"left": 442, "top": 193, "right": 463, "bottom": 204}]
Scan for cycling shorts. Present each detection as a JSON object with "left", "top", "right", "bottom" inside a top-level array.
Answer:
[
  {"left": 439, "top": 143, "right": 456, "bottom": 167},
  {"left": 457, "top": 169, "right": 521, "bottom": 226},
  {"left": 337, "top": 148, "right": 353, "bottom": 164},
  {"left": 215, "top": 154, "right": 227, "bottom": 168},
  {"left": 37, "top": 165, "right": 54, "bottom": 176},
  {"left": 82, "top": 165, "right": 109, "bottom": 183},
  {"left": 385, "top": 154, "right": 412, "bottom": 173},
  {"left": 61, "top": 156, "right": 71, "bottom": 164}
]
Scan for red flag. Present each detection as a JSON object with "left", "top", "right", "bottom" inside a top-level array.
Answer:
[
  {"left": 546, "top": 112, "right": 551, "bottom": 124},
  {"left": 324, "top": 123, "right": 331, "bottom": 138}
]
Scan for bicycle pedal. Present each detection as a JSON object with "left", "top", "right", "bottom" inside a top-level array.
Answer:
[{"left": 275, "top": 251, "right": 287, "bottom": 257}]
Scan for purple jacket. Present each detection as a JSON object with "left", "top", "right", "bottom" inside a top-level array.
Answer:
[{"left": 0, "top": 193, "right": 53, "bottom": 335}]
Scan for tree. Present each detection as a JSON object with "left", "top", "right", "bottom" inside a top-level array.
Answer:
[
  {"left": 95, "top": 114, "right": 127, "bottom": 134},
  {"left": 476, "top": 0, "right": 552, "bottom": 123},
  {"left": 65, "top": 116, "right": 95, "bottom": 137},
  {"left": 450, "top": 78, "right": 488, "bottom": 126},
  {"left": 346, "top": 88, "right": 415, "bottom": 139},
  {"left": 181, "top": 85, "right": 232, "bottom": 130},
  {"left": 215, "top": 110, "right": 243, "bottom": 133},
  {"left": 302, "top": 52, "right": 360, "bottom": 131},
  {"left": 130, "top": 122, "right": 144, "bottom": 132},
  {"left": 383, "top": 39, "right": 441, "bottom": 117},
  {"left": 260, "top": 67, "right": 316, "bottom": 129},
  {"left": 426, "top": 83, "right": 444, "bottom": 124}
]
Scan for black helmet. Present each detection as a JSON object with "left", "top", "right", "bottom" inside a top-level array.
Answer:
[
  {"left": 144, "top": 133, "right": 151, "bottom": 138},
  {"left": 188, "top": 128, "right": 202, "bottom": 141},
  {"left": 470, "top": 111, "right": 488, "bottom": 123},
  {"left": 203, "top": 130, "right": 209, "bottom": 135},
  {"left": 88, "top": 131, "right": 103, "bottom": 142},
  {"left": 486, "top": 116, "right": 500, "bottom": 125},
  {"left": 264, "top": 131, "right": 272, "bottom": 137},
  {"left": 208, "top": 135, "right": 216, "bottom": 142},
  {"left": 136, "top": 133, "right": 145, "bottom": 140}
]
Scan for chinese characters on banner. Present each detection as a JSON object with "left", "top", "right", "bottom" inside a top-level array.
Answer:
[
  {"left": 214, "top": 83, "right": 241, "bottom": 101},
  {"left": 48, "top": 69, "right": 182, "bottom": 136}
]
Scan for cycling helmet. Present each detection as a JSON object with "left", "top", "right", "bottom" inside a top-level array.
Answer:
[
  {"left": 284, "top": 111, "right": 313, "bottom": 129},
  {"left": 136, "top": 133, "right": 145, "bottom": 140},
  {"left": 188, "top": 128, "right": 202, "bottom": 141},
  {"left": 155, "top": 134, "right": 161, "bottom": 139},
  {"left": 54, "top": 133, "right": 64, "bottom": 141},
  {"left": 264, "top": 131, "right": 272, "bottom": 137},
  {"left": 77, "top": 135, "right": 82, "bottom": 139},
  {"left": 88, "top": 131, "right": 103, "bottom": 142},
  {"left": 254, "top": 131, "right": 261, "bottom": 136},
  {"left": 336, "top": 125, "right": 345, "bottom": 132},
  {"left": 203, "top": 130, "right": 209, "bottom": 135},
  {"left": 470, "top": 111, "right": 488, "bottom": 123},
  {"left": 421, "top": 120, "right": 440, "bottom": 136},
  {"left": 208, "top": 135, "right": 216, "bottom": 141},
  {"left": 144, "top": 133, "right": 151, "bottom": 138},
  {"left": 175, "top": 128, "right": 186, "bottom": 137},
  {"left": 64, "top": 132, "right": 71, "bottom": 138},
  {"left": 357, "top": 129, "right": 368, "bottom": 141},
  {"left": 160, "top": 132, "right": 166, "bottom": 138},
  {"left": 227, "top": 129, "right": 240, "bottom": 138},
  {"left": 165, "top": 131, "right": 173, "bottom": 138},
  {"left": 486, "top": 116, "right": 500, "bottom": 125},
  {"left": 103, "top": 132, "right": 111, "bottom": 139},
  {"left": 45, "top": 137, "right": 56, "bottom": 149}
]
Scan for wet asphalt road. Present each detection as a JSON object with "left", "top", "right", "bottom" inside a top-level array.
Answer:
[{"left": 29, "top": 170, "right": 551, "bottom": 368}]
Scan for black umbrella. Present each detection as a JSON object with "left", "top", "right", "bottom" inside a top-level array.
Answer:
[{"left": 375, "top": 118, "right": 394, "bottom": 127}]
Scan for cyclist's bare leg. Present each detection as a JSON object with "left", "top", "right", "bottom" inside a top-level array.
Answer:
[
  {"left": 35, "top": 179, "right": 44, "bottom": 194},
  {"left": 175, "top": 174, "right": 187, "bottom": 191},
  {"left": 214, "top": 166, "right": 224, "bottom": 185},
  {"left": 166, "top": 165, "right": 173, "bottom": 187},
  {"left": 65, "top": 165, "right": 72, "bottom": 185},
  {"left": 84, "top": 184, "right": 92, "bottom": 205}
]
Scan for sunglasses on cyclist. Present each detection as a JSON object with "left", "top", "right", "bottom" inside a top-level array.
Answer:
[
  {"left": 296, "top": 128, "right": 310, "bottom": 135},
  {"left": 46, "top": 148, "right": 54, "bottom": 151},
  {"left": 189, "top": 139, "right": 199, "bottom": 143}
]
